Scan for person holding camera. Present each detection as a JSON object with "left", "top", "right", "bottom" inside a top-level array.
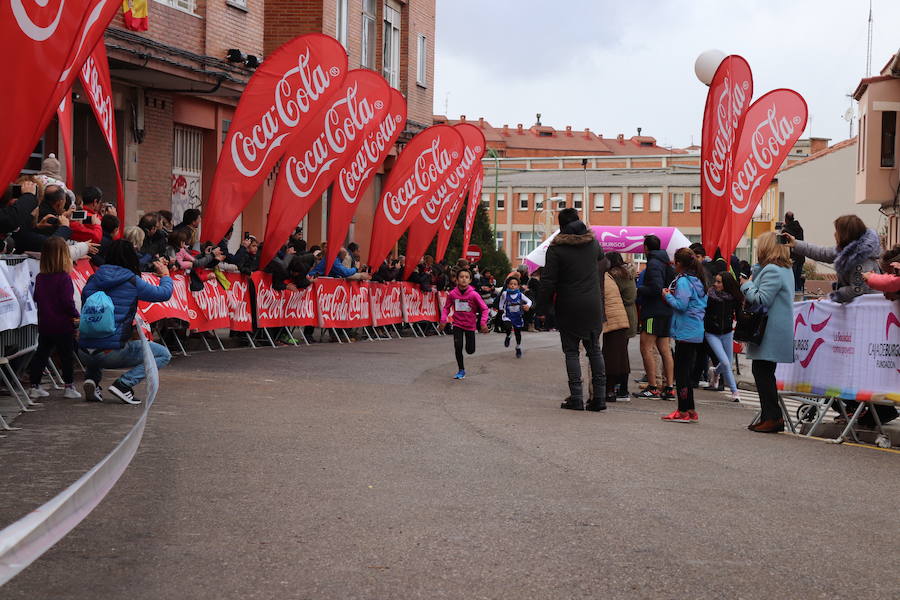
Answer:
[
  {"left": 1, "top": 179, "right": 40, "bottom": 238},
  {"left": 782, "top": 214, "right": 881, "bottom": 303},
  {"left": 70, "top": 186, "right": 104, "bottom": 244},
  {"left": 740, "top": 232, "right": 795, "bottom": 433},
  {"left": 78, "top": 240, "right": 173, "bottom": 404}
]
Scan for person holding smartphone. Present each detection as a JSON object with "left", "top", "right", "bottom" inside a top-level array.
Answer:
[{"left": 70, "top": 186, "right": 104, "bottom": 243}]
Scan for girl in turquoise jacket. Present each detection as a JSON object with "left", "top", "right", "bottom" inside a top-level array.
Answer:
[{"left": 661, "top": 248, "right": 708, "bottom": 423}]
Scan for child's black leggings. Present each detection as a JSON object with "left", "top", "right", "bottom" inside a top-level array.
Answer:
[
  {"left": 454, "top": 328, "right": 476, "bottom": 370},
  {"left": 504, "top": 322, "right": 522, "bottom": 345}
]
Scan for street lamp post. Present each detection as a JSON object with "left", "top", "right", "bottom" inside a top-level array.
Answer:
[{"left": 487, "top": 148, "right": 501, "bottom": 238}]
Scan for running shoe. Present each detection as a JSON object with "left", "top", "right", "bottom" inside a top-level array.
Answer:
[
  {"left": 29, "top": 385, "right": 49, "bottom": 399},
  {"left": 660, "top": 386, "right": 676, "bottom": 400},
  {"left": 661, "top": 410, "right": 691, "bottom": 423},
  {"left": 453, "top": 370, "right": 466, "bottom": 380},
  {"left": 63, "top": 385, "right": 82, "bottom": 399},
  {"left": 515, "top": 347, "right": 522, "bottom": 358},
  {"left": 632, "top": 386, "right": 661, "bottom": 399},
  {"left": 83, "top": 379, "right": 102, "bottom": 403},
  {"left": 108, "top": 380, "right": 141, "bottom": 405},
  {"left": 687, "top": 410, "right": 700, "bottom": 423},
  {"left": 504, "top": 335, "right": 511, "bottom": 348}
]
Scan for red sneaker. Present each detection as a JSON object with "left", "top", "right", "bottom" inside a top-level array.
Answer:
[
  {"left": 687, "top": 410, "right": 699, "bottom": 423},
  {"left": 661, "top": 410, "right": 691, "bottom": 423}
]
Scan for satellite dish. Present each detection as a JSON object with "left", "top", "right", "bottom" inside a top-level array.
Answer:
[{"left": 842, "top": 106, "right": 854, "bottom": 122}]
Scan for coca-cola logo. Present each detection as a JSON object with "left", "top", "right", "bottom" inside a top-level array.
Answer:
[
  {"left": 81, "top": 55, "right": 113, "bottom": 147},
  {"left": 702, "top": 75, "right": 749, "bottom": 199},
  {"left": 318, "top": 283, "right": 349, "bottom": 322},
  {"left": 372, "top": 285, "right": 402, "bottom": 323},
  {"left": 12, "top": 0, "right": 65, "bottom": 42},
  {"left": 231, "top": 47, "right": 341, "bottom": 177},
  {"left": 420, "top": 145, "right": 476, "bottom": 224},
  {"left": 348, "top": 285, "right": 369, "bottom": 322},
  {"left": 189, "top": 280, "right": 228, "bottom": 322},
  {"left": 227, "top": 278, "right": 251, "bottom": 323},
  {"left": 284, "top": 82, "right": 377, "bottom": 198},
  {"left": 403, "top": 286, "right": 423, "bottom": 317},
  {"left": 730, "top": 103, "right": 800, "bottom": 213},
  {"left": 421, "top": 291, "right": 438, "bottom": 317},
  {"left": 383, "top": 136, "right": 454, "bottom": 226},
  {"left": 337, "top": 112, "right": 402, "bottom": 204},
  {"left": 256, "top": 279, "right": 285, "bottom": 321}
]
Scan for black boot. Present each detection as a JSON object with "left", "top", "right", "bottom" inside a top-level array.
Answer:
[
  {"left": 586, "top": 396, "right": 608, "bottom": 411},
  {"left": 560, "top": 396, "right": 584, "bottom": 410}
]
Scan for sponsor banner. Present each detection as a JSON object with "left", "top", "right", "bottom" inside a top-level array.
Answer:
[
  {"left": 1, "top": 262, "right": 38, "bottom": 327},
  {"left": 252, "top": 272, "right": 318, "bottom": 329},
  {"left": 224, "top": 273, "right": 253, "bottom": 332},
  {"left": 262, "top": 70, "right": 393, "bottom": 267},
  {"left": 433, "top": 123, "right": 487, "bottom": 264},
  {"left": 776, "top": 296, "right": 900, "bottom": 403},
  {"left": 204, "top": 34, "right": 348, "bottom": 245},
  {"left": 344, "top": 281, "right": 371, "bottom": 327},
  {"left": 282, "top": 285, "right": 317, "bottom": 327},
  {"left": 0, "top": 0, "right": 121, "bottom": 190},
  {"left": 186, "top": 274, "right": 230, "bottom": 332},
  {"left": 717, "top": 88, "right": 807, "bottom": 257},
  {"left": 70, "top": 258, "right": 95, "bottom": 310},
  {"left": 325, "top": 88, "right": 407, "bottom": 270},
  {"left": 367, "top": 125, "right": 466, "bottom": 269},
  {"left": 79, "top": 42, "right": 125, "bottom": 230},
  {"left": 369, "top": 281, "right": 403, "bottom": 326},
  {"left": 461, "top": 166, "right": 483, "bottom": 255},
  {"left": 137, "top": 273, "right": 190, "bottom": 324},
  {"left": 400, "top": 282, "right": 439, "bottom": 323},
  {"left": 0, "top": 265, "right": 21, "bottom": 332},
  {"left": 315, "top": 277, "right": 354, "bottom": 328},
  {"left": 700, "top": 55, "right": 752, "bottom": 254}
]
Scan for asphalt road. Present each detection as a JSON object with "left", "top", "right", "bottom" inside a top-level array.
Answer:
[{"left": 0, "top": 331, "right": 897, "bottom": 599}]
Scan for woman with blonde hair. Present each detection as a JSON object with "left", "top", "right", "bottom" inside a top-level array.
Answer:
[
  {"left": 740, "top": 232, "right": 795, "bottom": 433},
  {"left": 28, "top": 236, "right": 81, "bottom": 399}
]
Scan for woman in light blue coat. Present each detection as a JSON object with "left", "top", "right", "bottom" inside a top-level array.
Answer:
[{"left": 740, "top": 232, "right": 795, "bottom": 433}]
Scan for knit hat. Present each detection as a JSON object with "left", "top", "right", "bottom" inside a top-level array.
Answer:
[{"left": 39, "top": 153, "right": 62, "bottom": 178}]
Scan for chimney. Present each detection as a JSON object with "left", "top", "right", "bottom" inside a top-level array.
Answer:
[
  {"left": 584, "top": 127, "right": 591, "bottom": 139},
  {"left": 460, "top": 115, "right": 466, "bottom": 122},
  {"left": 565, "top": 125, "right": 573, "bottom": 136},
  {"left": 517, "top": 123, "right": 524, "bottom": 134},
  {"left": 617, "top": 134, "right": 625, "bottom": 143},
  {"left": 502, "top": 124, "right": 509, "bottom": 135},
  {"left": 478, "top": 117, "right": 485, "bottom": 128},
  {"left": 809, "top": 137, "right": 830, "bottom": 155}
]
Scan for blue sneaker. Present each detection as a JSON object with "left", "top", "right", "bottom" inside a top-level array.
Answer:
[
  {"left": 453, "top": 370, "right": 466, "bottom": 380},
  {"left": 515, "top": 347, "right": 522, "bottom": 358}
]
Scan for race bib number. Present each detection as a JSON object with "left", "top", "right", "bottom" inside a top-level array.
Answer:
[
  {"left": 454, "top": 299, "right": 471, "bottom": 312},
  {"left": 508, "top": 304, "right": 521, "bottom": 313}
]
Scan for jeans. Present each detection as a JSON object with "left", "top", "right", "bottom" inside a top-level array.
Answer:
[
  {"left": 704, "top": 331, "right": 737, "bottom": 393},
  {"left": 78, "top": 341, "right": 171, "bottom": 388},
  {"left": 751, "top": 359, "right": 780, "bottom": 421},
  {"left": 674, "top": 341, "right": 702, "bottom": 412},
  {"left": 29, "top": 332, "right": 75, "bottom": 385},
  {"left": 560, "top": 330, "right": 605, "bottom": 402}
]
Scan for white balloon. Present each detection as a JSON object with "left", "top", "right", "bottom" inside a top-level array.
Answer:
[{"left": 694, "top": 49, "right": 726, "bottom": 85}]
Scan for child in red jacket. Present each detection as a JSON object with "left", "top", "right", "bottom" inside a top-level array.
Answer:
[
  {"left": 863, "top": 245, "right": 900, "bottom": 295},
  {"left": 439, "top": 268, "right": 489, "bottom": 379}
]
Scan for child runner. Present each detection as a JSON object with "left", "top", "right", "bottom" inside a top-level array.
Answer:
[
  {"left": 29, "top": 237, "right": 81, "bottom": 399},
  {"left": 439, "top": 268, "right": 489, "bottom": 379},
  {"left": 661, "top": 248, "right": 708, "bottom": 423},
  {"left": 498, "top": 276, "right": 532, "bottom": 358}
]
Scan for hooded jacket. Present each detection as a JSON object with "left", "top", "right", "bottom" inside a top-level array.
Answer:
[
  {"left": 441, "top": 285, "right": 489, "bottom": 331},
  {"left": 80, "top": 264, "right": 173, "bottom": 350},
  {"left": 704, "top": 287, "right": 738, "bottom": 335},
  {"left": 637, "top": 249, "right": 675, "bottom": 319},
  {"left": 537, "top": 220, "right": 604, "bottom": 338},
  {"left": 793, "top": 228, "right": 882, "bottom": 303},
  {"left": 663, "top": 273, "right": 707, "bottom": 343}
]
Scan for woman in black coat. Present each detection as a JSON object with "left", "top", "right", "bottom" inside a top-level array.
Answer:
[{"left": 537, "top": 208, "right": 606, "bottom": 411}]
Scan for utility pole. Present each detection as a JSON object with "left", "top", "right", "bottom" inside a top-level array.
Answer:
[{"left": 866, "top": 0, "right": 873, "bottom": 77}]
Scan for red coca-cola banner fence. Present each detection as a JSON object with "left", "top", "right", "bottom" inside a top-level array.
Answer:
[
  {"left": 367, "top": 125, "right": 466, "bottom": 269},
  {"left": 252, "top": 272, "right": 318, "bottom": 329},
  {"left": 204, "top": 34, "right": 348, "bottom": 245},
  {"left": 400, "top": 282, "right": 440, "bottom": 323},
  {"left": 225, "top": 273, "right": 253, "bottom": 332},
  {"left": 0, "top": 0, "right": 121, "bottom": 191},
  {"left": 369, "top": 282, "right": 403, "bottom": 327},
  {"left": 261, "top": 69, "right": 393, "bottom": 267},
  {"left": 79, "top": 41, "right": 125, "bottom": 230}
]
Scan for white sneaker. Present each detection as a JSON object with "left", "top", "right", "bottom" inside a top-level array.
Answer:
[
  {"left": 29, "top": 386, "right": 49, "bottom": 399},
  {"left": 731, "top": 391, "right": 742, "bottom": 402},
  {"left": 63, "top": 385, "right": 82, "bottom": 399},
  {"left": 706, "top": 367, "right": 720, "bottom": 390},
  {"left": 83, "top": 379, "right": 102, "bottom": 402}
]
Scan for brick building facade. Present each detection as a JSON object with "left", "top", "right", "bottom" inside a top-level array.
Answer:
[{"left": 35, "top": 0, "right": 434, "bottom": 258}]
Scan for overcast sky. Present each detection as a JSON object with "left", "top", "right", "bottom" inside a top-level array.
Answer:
[{"left": 433, "top": 0, "right": 900, "bottom": 149}]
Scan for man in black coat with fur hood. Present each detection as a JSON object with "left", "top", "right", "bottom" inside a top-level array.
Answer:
[{"left": 537, "top": 208, "right": 606, "bottom": 411}]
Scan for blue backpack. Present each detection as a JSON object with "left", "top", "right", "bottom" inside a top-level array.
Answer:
[{"left": 79, "top": 291, "right": 116, "bottom": 338}]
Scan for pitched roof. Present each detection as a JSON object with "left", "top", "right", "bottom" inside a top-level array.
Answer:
[{"left": 778, "top": 137, "right": 857, "bottom": 172}]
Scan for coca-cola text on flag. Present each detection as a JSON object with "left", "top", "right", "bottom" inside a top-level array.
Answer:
[
  {"left": 700, "top": 55, "right": 752, "bottom": 255},
  {"left": 325, "top": 87, "right": 407, "bottom": 271},
  {"left": 0, "top": 0, "right": 121, "bottom": 190},
  {"left": 261, "top": 69, "right": 392, "bottom": 267},
  {"left": 434, "top": 123, "right": 487, "bottom": 263},
  {"left": 79, "top": 41, "right": 126, "bottom": 231},
  {"left": 717, "top": 89, "right": 807, "bottom": 258},
  {"left": 461, "top": 166, "right": 483, "bottom": 254},
  {"left": 204, "top": 34, "right": 348, "bottom": 246},
  {"left": 367, "top": 125, "right": 466, "bottom": 269}
]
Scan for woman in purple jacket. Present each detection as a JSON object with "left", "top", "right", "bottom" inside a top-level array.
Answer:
[
  {"left": 29, "top": 237, "right": 81, "bottom": 399},
  {"left": 439, "top": 268, "right": 489, "bottom": 379}
]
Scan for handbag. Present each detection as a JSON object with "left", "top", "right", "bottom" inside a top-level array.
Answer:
[{"left": 733, "top": 302, "right": 768, "bottom": 345}]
